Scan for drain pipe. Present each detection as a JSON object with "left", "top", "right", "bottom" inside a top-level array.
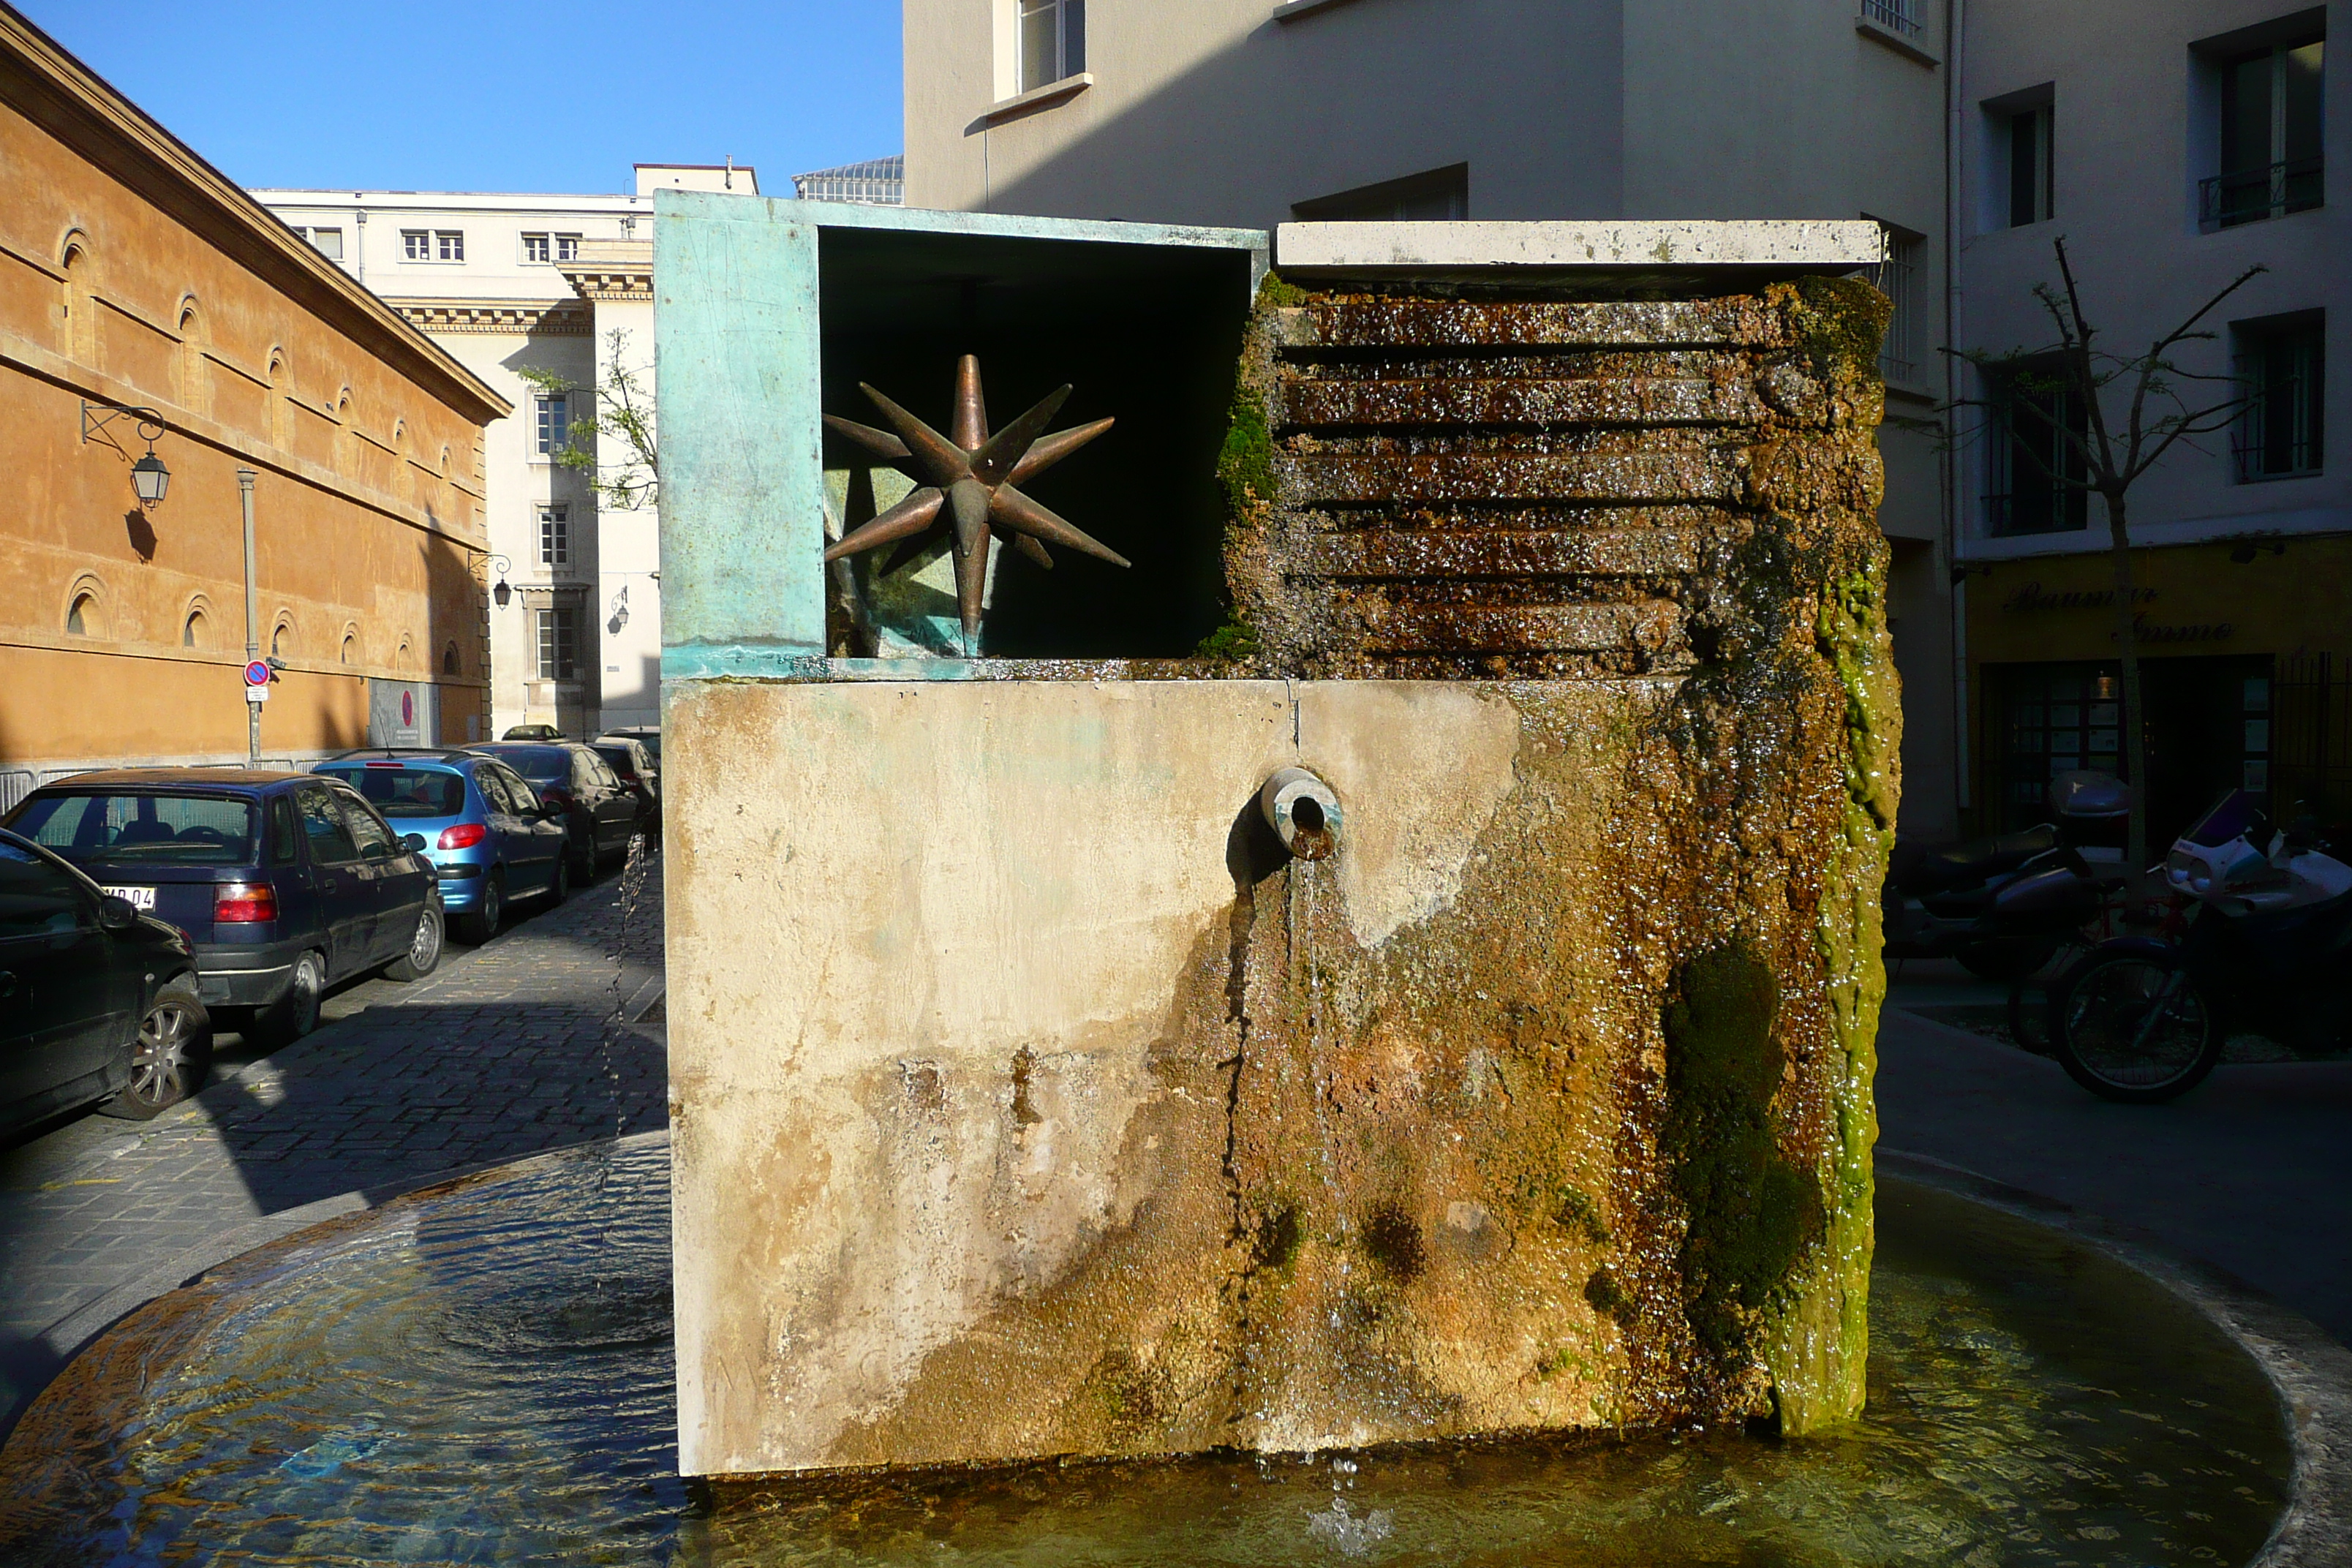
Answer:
[
  {"left": 1945, "top": 0, "right": 1972, "bottom": 826},
  {"left": 239, "top": 468, "right": 260, "bottom": 767},
  {"left": 1262, "top": 767, "right": 1342, "bottom": 861}
]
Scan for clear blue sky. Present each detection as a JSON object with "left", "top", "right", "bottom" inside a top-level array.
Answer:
[{"left": 18, "top": 1, "right": 904, "bottom": 195}]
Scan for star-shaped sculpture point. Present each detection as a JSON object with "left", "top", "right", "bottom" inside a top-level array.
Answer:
[{"left": 823, "top": 355, "right": 1123, "bottom": 654}]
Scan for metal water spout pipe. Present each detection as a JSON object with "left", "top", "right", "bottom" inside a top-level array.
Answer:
[{"left": 1261, "top": 766, "right": 1341, "bottom": 861}]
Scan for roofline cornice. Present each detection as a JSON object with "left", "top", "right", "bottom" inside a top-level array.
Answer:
[{"left": 0, "top": 3, "right": 512, "bottom": 423}]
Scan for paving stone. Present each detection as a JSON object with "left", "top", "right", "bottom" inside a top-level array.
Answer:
[{"left": 0, "top": 849, "right": 666, "bottom": 1436}]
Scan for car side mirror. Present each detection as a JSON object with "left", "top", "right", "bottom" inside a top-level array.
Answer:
[
  {"left": 97, "top": 895, "right": 139, "bottom": 932},
  {"left": 402, "top": 833, "right": 429, "bottom": 853}
]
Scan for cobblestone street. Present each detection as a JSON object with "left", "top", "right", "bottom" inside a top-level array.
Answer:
[{"left": 0, "top": 853, "right": 667, "bottom": 1439}]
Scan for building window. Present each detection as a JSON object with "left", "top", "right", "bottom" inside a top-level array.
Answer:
[
  {"left": 2205, "top": 33, "right": 2324, "bottom": 230},
  {"left": 1293, "top": 163, "right": 1471, "bottom": 222},
  {"left": 293, "top": 226, "right": 344, "bottom": 259},
  {"left": 2005, "top": 102, "right": 2054, "bottom": 226},
  {"left": 1998, "top": 666, "right": 2125, "bottom": 827},
  {"left": 1986, "top": 360, "right": 2088, "bottom": 535},
  {"left": 1019, "top": 0, "right": 1085, "bottom": 94},
  {"left": 405, "top": 229, "right": 464, "bottom": 262},
  {"left": 183, "top": 610, "right": 206, "bottom": 647},
  {"left": 554, "top": 233, "right": 581, "bottom": 261},
  {"left": 65, "top": 593, "right": 94, "bottom": 636},
  {"left": 1876, "top": 225, "right": 1924, "bottom": 384},
  {"left": 539, "top": 503, "right": 570, "bottom": 566},
  {"left": 442, "top": 642, "right": 461, "bottom": 676},
  {"left": 536, "top": 394, "right": 569, "bottom": 455},
  {"left": 1859, "top": 0, "right": 1923, "bottom": 39},
  {"left": 2235, "top": 314, "right": 2325, "bottom": 481},
  {"left": 522, "top": 233, "right": 550, "bottom": 263},
  {"left": 537, "top": 608, "right": 577, "bottom": 681}
]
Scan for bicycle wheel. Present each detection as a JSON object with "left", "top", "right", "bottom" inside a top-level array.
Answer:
[{"left": 2051, "top": 951, "right": 2222, "bottom": 1103}]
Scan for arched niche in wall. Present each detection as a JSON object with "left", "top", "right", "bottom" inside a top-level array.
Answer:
[
  {"left": 176, "top": 295, "right": 209, "bottom": 415},
  {"left": 57, "top": 229, "right": 94, "bottom": 363},
  {"left": 63, "top": 571, "right": 107, "bottom": 638}
]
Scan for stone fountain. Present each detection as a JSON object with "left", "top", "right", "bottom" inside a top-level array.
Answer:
[{"left": 655, "top": 208, "right": 1896, "bottom": 1475}]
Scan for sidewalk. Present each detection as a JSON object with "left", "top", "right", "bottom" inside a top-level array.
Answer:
[
  {"left": 1877, "top": 1003, "right": 2352, "bottom": 1346},
  {"left": 0, "top": 856, "right": 666, "bottom": 1440}
]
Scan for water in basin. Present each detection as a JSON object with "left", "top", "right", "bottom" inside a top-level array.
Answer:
[{"left": 0, "top": 1137, "right": 2291, "bottom": 1566}]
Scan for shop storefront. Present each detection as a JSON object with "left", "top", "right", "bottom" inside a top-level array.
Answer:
[{"left": 1966, "top": 535, "right": 2352, "bottom": 845}]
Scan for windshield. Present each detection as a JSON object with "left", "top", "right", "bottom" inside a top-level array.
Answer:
[
  {"left": 10, "top": 792, "right": 259, "bottom": 864},
  {"left": 318, "top": 766, "right": 468, "bottom": 818},
  {"left": 2181, "top": 789, "right": 2266, "bottom": 848},
  {"left": 484, "top": 746, "right": 569, "bottom": 785}
]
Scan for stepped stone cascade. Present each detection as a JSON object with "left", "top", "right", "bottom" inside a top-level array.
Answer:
[{"left": 663, "top": 258, "right": 1897, "bottom": 1474}]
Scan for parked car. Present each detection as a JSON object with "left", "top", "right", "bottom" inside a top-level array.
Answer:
[
  {"left": 461, "top": 742, "right": 640, "bottom": 875},
  {"left": 600, "top": 725, "right": 660, "bottom": 766},
  {"left": 502, "top": 724, "right": 562, "bottom": 741},
  {"left": 314, "top": 750, "right": 570, "bottom": 942},
  {"left": 589, "top": 736, "right": 660, "bottom": 846},
  {"left": 1, "top": 827, "right": 209, "bottom": 1134},
  {"left": 2, "top": 770, "right": 443, "bottom": 1048}
]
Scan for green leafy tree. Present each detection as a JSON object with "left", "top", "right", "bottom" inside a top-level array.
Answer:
[
  {"left": 1953, "top": 239, "right": 2264, "bottom": 878},
  {"left": 517, "top": 327, "right": 659, "bottom": 510}
]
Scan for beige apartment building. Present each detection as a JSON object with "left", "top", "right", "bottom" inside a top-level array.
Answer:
[{"left": 903, "top": 0, "right": 1961, "bottom": 836}]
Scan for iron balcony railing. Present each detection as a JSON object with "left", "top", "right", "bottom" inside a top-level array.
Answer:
[
  {"left": 1858, "top": 0, "right": 1923, "bottom": 37},
  {"left": 2200, "top": 157, "right": 2323, "bottom": 231}
]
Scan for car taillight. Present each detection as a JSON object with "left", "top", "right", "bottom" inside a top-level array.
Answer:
[
  {"left": 215, "top": 882, "right": 278, "bottom": 923},
  {"left": 438, "top": 822, "right": 488, "bottom": 849}
]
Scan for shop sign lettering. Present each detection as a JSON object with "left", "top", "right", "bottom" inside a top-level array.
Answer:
[{"left": 2002, "top": 581, "right": 2159, "bottom": 613}]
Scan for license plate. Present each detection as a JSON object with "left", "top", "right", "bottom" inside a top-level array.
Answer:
[{"left": 101, "top": 885, "right": 157, "bottom": 910}]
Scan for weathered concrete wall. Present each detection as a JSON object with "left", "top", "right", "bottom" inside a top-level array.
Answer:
[
  {"left": 663, "top": 262, "right": 1896, "bottom": 1477},
  {"left": 668, "top": 671, "right": 1891, "bottom": 1472}
]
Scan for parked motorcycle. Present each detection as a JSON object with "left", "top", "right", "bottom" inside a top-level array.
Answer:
[
  {"left": 2048, "top": 790, "right": 2352, "bottom": 1103},
  {"left": 1883, "top": 772, "right": 2121, "bottom": 981}
]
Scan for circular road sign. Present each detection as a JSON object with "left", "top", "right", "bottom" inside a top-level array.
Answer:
[{"left": 244, "top": 660, "right": 271, "bottom": 687}]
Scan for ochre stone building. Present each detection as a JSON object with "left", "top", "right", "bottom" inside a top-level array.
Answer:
[{"left": 0, "top": 4, "right": 508, "bottom": 794}]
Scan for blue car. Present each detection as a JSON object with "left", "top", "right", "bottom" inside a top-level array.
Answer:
[
  {"left": 312, "top": 750, "right": 568, "bottom": 943},
  {"left": 3, "top": 770, "right": 442, "bottom": 1047}
]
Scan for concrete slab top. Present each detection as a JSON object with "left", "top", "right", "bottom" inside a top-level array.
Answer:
[{"left": 1275, "top": 219, "right": 1887, "bottom": 282}]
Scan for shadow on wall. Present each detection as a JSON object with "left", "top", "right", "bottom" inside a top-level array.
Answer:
[
  {"left": 423, "top": 529, "right": 489, "bottom": 745},
  {"left": 965, "top": 0, "right": 1621, "bottom": 227}
]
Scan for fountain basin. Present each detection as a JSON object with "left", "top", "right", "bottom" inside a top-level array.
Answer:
[{"left": 3, "top": 1133, "right": 2342, "bottom": 1567}]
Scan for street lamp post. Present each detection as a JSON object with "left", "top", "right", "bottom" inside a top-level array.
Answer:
[{"left": 239, "top": 469, "right": 260, "bottom": 766}]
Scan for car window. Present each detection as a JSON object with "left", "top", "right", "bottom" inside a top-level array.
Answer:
[
  {"left": 335, "top": 791, "right": 399, "bottom": 859},
  {"left": 322, "top": 766, "right": 467, "bottom": 818},
  {"left": 268, "top": 796, "right": 301, "bottom": 865},
  {"left": 295, "top": 787, "right": 361, "bottom": 865},
  {"left": 10, "top": 792, "right": 258, "bottom": 865},
  {"left": 496, "top": 768, "right": 543, "bottom": 813},
  {"left": 0, "top": 840, "right": 91, "bottom": 937},
  {"left": 592, "top": 745, "right": 633, "bottom": 778},
  {"left": 589, "top": 754, "right": 622, "bottom": 789},
  {"left": 475, "top": 767, "right": 514, "bottom": 815}
]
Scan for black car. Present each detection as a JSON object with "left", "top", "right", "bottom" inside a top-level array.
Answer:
[
  {"left": 3, "top": 770, "right": 443, "bottom": 1047},
  {"left": 589, "top": 736, "right": 660, "bottom": 846},
  {"left": 464, "top": 743, "right": 641, "bottom": 875},
  {"left": 2, "top": 827, "right": 210, "bottom": 1134}
]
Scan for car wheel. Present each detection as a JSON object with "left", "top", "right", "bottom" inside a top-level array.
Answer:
[
  {"left": 456, "top": 870, "right": 505, "bottom": 944},
  {"left": 383, "top": 904, "right": 445, "bottom": 982},
  {"left": 100, "top": 977, "right": 213, "bottom": 1120},
  {"left": 545, "top": 851, "right": 570, "bottom": 906},
  {"left": 569, "top": 831, "right": 596, "bottom": 883},
  {"left": 246, "top": 951, "right": 323, "bottom": 1049}
]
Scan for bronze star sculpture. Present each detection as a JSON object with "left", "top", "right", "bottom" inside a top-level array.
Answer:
[{"left": 823, "top": 355, "right": 1123, "bottom": 654}]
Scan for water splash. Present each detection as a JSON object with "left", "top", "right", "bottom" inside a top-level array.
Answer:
[{"left": 1305, "top": 1495, "right": 1393, "bottom": 1558}]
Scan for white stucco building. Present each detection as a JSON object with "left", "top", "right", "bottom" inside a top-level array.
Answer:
[{"left": 255, "top": 163, "right": 755, "bottom": 738}]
